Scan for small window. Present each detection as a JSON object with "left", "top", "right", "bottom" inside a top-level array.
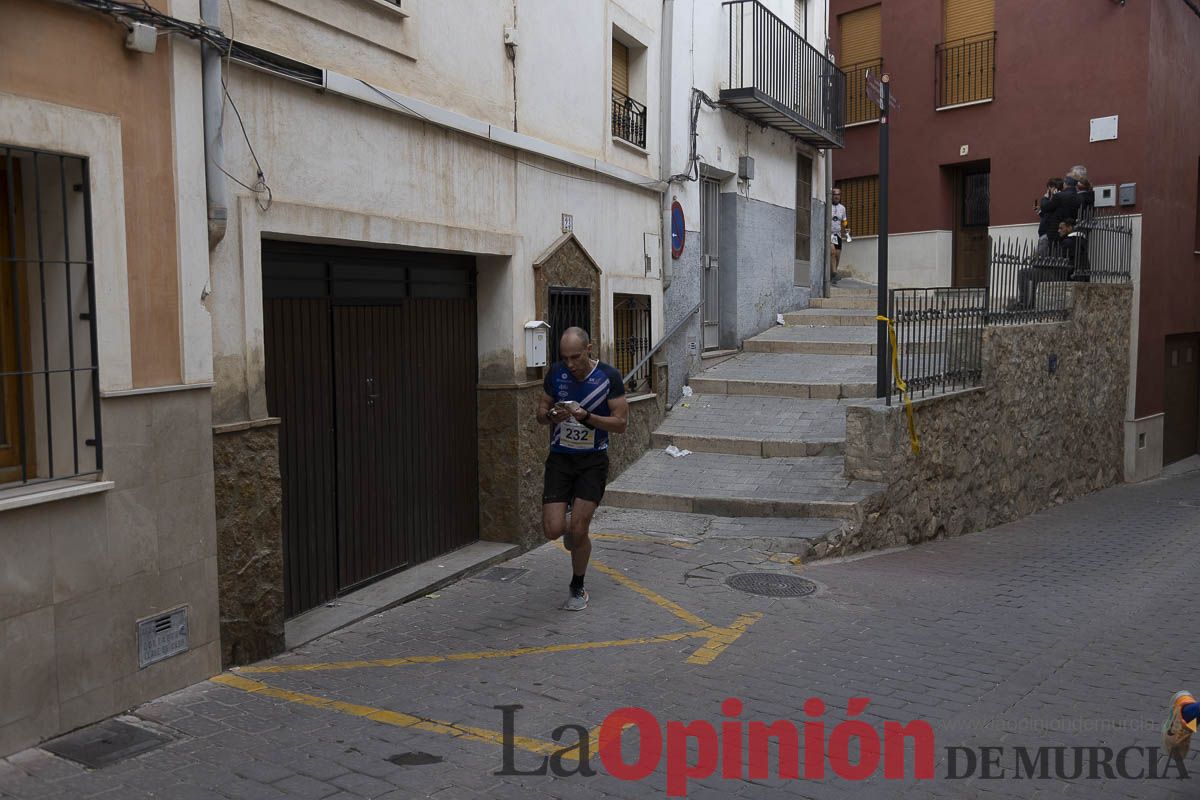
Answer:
[
  {"left": 548, "top": 287, "right": 591, "bottom": 366},
  {"left": 795, "top": 154, "right": 813, "bottom": 270},
  {"left": 836, "top": 175, "right": 880, "bottom": 237},
  {"left": 1, "top": 146, "right": 101, "bottom": 488}
]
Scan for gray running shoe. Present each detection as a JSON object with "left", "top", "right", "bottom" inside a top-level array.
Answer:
[
  {"left": 562, "top": 589, "right": 588, "bottom": 611},
  {"left": 561, "top": 531, "right": 576, "bottom": 551}
]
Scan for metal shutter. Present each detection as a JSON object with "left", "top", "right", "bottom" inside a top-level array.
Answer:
[
  {"left": 944, "top": 0, "right": 993, "bottom": 42},
  {"left": 838, "top": 4, "right": 881, "bottom": 67},
  {"left": 612, "top": 40, "right": 629, "bottom": 97}
]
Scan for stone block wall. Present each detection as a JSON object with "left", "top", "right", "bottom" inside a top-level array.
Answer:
[
  {"left": 841, "top": 283, "right": 1132, "bottom": 554},
  {"left": 212, "top": 421, "right": 285, "bottom": 668}
]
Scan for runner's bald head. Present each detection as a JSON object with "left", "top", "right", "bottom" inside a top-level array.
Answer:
[{"left": 561, "top": 327, "right": 591, "bottom": 348}]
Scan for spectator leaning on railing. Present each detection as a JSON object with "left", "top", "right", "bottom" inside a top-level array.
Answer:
[{"left": 1056, "top": 218, "right": 1090, "bottom": 280}]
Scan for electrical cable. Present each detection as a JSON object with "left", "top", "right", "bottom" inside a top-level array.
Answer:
[{"left": 356, "top": 78, "right": 663, "bottom": 190}]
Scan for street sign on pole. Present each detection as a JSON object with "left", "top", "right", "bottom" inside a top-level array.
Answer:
[
  {"left": 876, "top": 73, "right": 895, "bottom": 401},
  {"left": 864, "top": 70, "right": 900, "bottom": 112}
]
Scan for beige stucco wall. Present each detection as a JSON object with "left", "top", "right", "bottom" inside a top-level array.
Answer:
[{"left": 0, "top": 0, "right": 219, "bottom": 757}]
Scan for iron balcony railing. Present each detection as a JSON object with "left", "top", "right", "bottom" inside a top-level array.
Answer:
[
  {"left": 721, "top": 0, "right": 845, "bottom": 147},
  {"left": 843, "top": 59, "right": 883, "bottom": 125},
  {"left": 935, "top": 32, "right": 996, "bottom": 109},
  {"left": 612, "top": 90, "right": 648, "bottom": 149}
]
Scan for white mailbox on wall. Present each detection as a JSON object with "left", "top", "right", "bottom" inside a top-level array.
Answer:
[{"left": 525, "top": 320, "right": 551, "bottom": 368}]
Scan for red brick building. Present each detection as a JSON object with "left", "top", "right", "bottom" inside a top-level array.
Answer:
[{"left": 829, "top": 0, "right": 1200, "bottom": 477}]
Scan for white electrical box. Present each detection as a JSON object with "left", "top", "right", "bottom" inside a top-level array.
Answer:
[
  {"left": 1093, "top": 183, "right": 1117, "bottom": 208},
  {"left": 125, "top": 22, "right": 158, "bottom": 54},
  {"left": 525, "top": 320, "right": 550, "bottom": 368}
]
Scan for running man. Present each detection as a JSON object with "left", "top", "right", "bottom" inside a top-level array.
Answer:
[{"left": 537, "top": 327, "right": 628, "bottom": 611}]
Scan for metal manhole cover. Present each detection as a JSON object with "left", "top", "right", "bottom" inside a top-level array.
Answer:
[
  {"left": 475, "top": 567, "right": 529, "bottom": 582},
  {"left": 42, "top": 719, "right": 171, "bottom": 769},
  {"left": 725, "top": 572, "right": 816, "bottom": 597}
]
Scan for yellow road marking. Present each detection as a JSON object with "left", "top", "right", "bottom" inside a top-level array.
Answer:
[
  {"left": 589, "top": 559, "right": 712, "bottom": 630},
  {"left": 685, "top": 613, "right": 762, "bottom": 665},
  {"left": 591, "top": 532, "right": 695, "bottom": 548},
  {"left": 212, "top": 674, "right": 569, "bottom": 759},
  {"left": 236, "top": 630, "right": 711, "bottom": 674}
]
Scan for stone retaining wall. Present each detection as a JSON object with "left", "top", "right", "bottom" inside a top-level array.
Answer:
[
  {"left": 835, "top": 283, "right": 1131, "bottom": 556},
  {"left": 212, "top": 421, "right": 285, "bottom": 667}
]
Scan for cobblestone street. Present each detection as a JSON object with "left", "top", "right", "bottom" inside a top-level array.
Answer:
[{"left": 4, "top": 465, "right": 1200, "bottom": 799}]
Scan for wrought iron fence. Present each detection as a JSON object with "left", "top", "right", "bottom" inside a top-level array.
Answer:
[
  {"left": 843, "top": 59, "right": 883, "bottom": 125},
  {"left": 985, "top": 241, "right": 1074, "bottom": 326},
  {"left": 935, "top": 32, "right": 996, "bottom": 108},
  {"left": 613, "top": 293, "right": 652, "bottom": 393},
  {"left": 886, "top": 210, "right": 1134, "bottom": 402},
  {"left": 612, "top": 90, "right": 647, "bottom": 149},
  {"left": 724, "top": 0, "right": 845, "bottom": 143},
  {"left": 1074, "top": 208, "right": 1135, "bottom": 283},
  {"left": 888, "top": 288, "right": 986, "bottom": 400}
]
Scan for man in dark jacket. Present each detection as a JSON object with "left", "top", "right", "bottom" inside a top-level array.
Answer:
[{"left": 1041, "top": 176, "right": 1080, "bottom": 248}]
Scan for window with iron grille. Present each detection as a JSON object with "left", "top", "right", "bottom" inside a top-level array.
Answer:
[
  {"left": 1, "top": 146, "right": 101, "bottom": 488},
  {"left": 548, "top": 287, "right": 591, "bottom": 366},
  {"left": 836, "top": 175, "right": 879, "bottom": 237},
  {"left": 613, "top": 294, "right": 652, "bottom": 393}
]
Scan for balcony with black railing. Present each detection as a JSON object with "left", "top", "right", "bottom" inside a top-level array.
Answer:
[
  {"left": 612, "top": 90, "right": 648, "bottom": 150},
  {"left": 720, "top": 0, "right": 845, "bottom": 147},
  {"left": 843, "top": 59, "right": 883, "bottom": 126},
  {"left": 935, "top": 33, "right": 996, "bottom": 109}
]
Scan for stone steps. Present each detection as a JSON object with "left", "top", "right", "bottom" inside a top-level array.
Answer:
[
  {"left": 830, "top": 279, "right": 877, "bottom": 297},
  {"left": 604, "top": 451, "right": 885, "bottom": 520},
  {"left": 745, "top": 326, "right": 945, "bottom": 357},
  {"left": 652, "top": 395, "right": 860, "bottom": 458},
  {"left": 687, "top": 352, "right": 876, "bottom": 399},
  {"left": 782, "top": 307, "right": 878, "bottom": 327},
  {"left": 810, "top": 296, "right": 876, "bottom": 310}
]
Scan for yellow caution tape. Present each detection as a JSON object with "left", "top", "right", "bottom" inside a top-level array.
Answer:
[{"left": 877, "top": 315, "right": 921, "bottom": 455}]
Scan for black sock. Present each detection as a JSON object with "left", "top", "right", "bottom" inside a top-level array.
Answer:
[{"left": 570, "top": 574, "right": 585, "bottom": 593}]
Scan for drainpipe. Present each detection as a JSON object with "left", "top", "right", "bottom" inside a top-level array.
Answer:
[
  {"left": 659, "top": 0, "right": 675, "bottom": 288},
  {"left": 824, "top": 147, "right": 832, "bottom": 293},
  {"left": 201, "top": 0, "right": 228, "bottom": 247}
]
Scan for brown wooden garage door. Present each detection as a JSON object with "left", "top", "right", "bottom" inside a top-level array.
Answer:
[{"left": 263, "top": 241, "right": 478, "bottom": 618}]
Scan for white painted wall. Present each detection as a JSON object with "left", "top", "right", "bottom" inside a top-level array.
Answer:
[
  {"left": 209, "top": 2, "right": 667, "bottom": 420},
  {"left": 665, "top": 0, "right": 831, "bottom": 262},
  {"left": 833, "top": 230, "right": 953, "bottom": 288}
]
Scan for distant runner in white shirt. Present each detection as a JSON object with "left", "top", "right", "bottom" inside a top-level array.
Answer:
[{"left": 831, "top": 188, "right": 849, "bottom": 279}]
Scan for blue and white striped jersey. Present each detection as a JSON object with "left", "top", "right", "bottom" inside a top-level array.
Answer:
[{"left": 543, "top": 360, "right": 625, "bottom": 454}]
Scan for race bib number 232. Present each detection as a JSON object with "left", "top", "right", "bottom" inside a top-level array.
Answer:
[{"left": 559, "top": 419, "right": 595, "bottom": 449}]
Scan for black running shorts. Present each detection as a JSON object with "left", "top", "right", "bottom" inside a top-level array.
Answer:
[{"left": 542, "top": 451, "right": 610, "bottom": 505}]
